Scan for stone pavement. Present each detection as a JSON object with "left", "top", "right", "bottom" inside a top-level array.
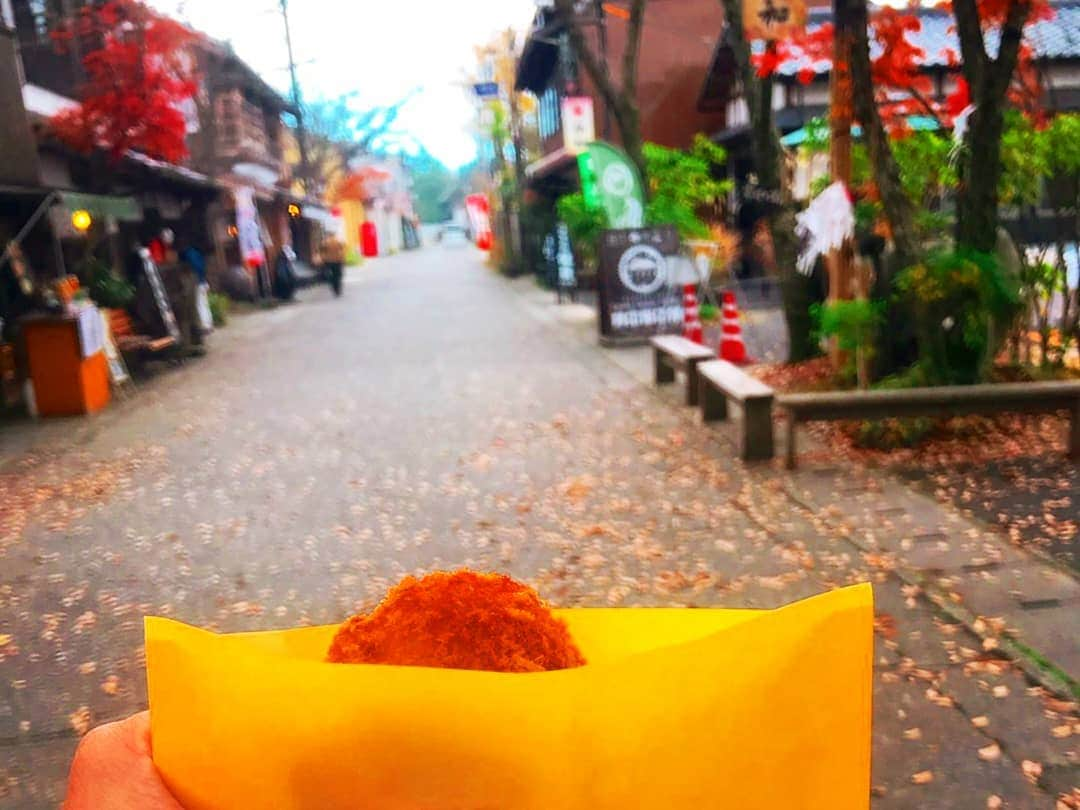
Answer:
[{"left": 0, "top": 248, "right": 1076, "bottom": 807}]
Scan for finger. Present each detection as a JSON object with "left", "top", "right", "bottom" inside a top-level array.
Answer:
[{"left": 64, "top": 713, "right": 184, "bottom": 810}]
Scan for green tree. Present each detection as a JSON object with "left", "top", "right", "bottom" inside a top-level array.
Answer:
[
  {"left": 554, "top": 0, "right": 650, "bottom": 187},
  {"left": 999, "top": 112, "right": 1080, "bottom": 364},
  {"left": 643, "top": 136, "right": 732, "bottom": 239},
  {"left": 952, "top": 0, "right": 1042, "bottom": 253},
  {"left": 405, "top": 149, "right": 457, "bottom": 224},
  {"left": 716, "top": 0, "right": 817, "bottom": 361}
]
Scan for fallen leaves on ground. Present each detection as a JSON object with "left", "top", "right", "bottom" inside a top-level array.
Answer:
[
  {"left": 69, "top": 706, "right": 91, "bottom": 736},
  {"left": 1057, "top": 787, "right": 1080, "bottom": 808},
  {"left": 0, "top": 448, "right": 165, "bottom": 549},
  {"left": 874, "top": 613, "right": 899, "bottom": 639},
  {"left": 1021, "top": 760, "right": 1043, "bottom": 783},
  {"left": 560, "top": 476, "right": 595, "bottom": 503},
  {"left": 751, "top": 358, "right": 837, "bottom": 393}
]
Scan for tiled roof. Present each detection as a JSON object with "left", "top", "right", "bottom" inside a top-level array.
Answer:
[{"left": 768, "top": 1, "right": 1080, "bottom": 77}]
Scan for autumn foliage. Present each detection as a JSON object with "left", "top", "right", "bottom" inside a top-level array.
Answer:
[
  {"left": 332, "top": 166, "right": 393, "bottom": 202},
  {"left": 49, "top": 0, "right": 199, "bottom": 163},
  {"left": 755, "top": 0, "right": 1054, "bottom": 136},
  {"left": 326, "top": 570, "right": 586, "bottom": 673}
]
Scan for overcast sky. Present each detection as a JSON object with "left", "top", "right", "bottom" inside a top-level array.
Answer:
[{"left": 149, "top": 0, "right": 537, "bottom": 167}]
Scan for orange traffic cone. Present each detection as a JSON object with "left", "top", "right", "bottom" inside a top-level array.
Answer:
[
  {"left": 683, "top": 284, "right": 704, "bottom": 345},
  {"left": 720, "top": 291, "right": 749, "bottom": 364}
]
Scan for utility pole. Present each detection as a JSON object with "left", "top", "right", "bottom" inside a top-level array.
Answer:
[{"left": 279, "top": 0, "right": 311, "bottom": 195}]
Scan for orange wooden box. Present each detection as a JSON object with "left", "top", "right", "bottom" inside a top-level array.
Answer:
[{"left": 23, "top": 316, "right": 110, "bottom": 417}]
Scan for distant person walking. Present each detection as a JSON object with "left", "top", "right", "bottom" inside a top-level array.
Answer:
[{"left": 321, "top": 235, "right": 345, "bottom": 297}]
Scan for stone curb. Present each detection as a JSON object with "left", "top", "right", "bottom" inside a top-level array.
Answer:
[{"left": 782, "top": 479, "right": 1080, "bottom": 701}]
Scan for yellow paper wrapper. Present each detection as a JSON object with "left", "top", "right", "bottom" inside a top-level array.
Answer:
[{"left": 146, "top": 583, "right": 872, "bottom": 809}]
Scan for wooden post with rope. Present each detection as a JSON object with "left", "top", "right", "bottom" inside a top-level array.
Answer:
[{"left": 827, "top": 0, "right": 856, "bottom": 366}]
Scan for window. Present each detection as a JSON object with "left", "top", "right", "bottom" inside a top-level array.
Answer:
[
  {"left": 28, "top": 0, "right": 48, "bottom": 39},
  {"left": 538, "top": 87, "right": 562, "bottom": 141}
]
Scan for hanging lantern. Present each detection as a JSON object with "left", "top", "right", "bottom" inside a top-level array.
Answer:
[{"left": 71, "top": 210, "right": 93, "bottom": 232}]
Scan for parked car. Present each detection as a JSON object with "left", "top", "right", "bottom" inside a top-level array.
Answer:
[{"left": 439, "top": 224, "right": 469, "bottom": 247}]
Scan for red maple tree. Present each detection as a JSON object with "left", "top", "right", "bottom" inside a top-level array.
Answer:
[
  {"left": 50, "top": 0, "right": 199, "bottom": 163},
  {"left": 333, "top": 166, "right": 392, "bottom": 202},
  {"left": 754, "top": 0, "right": 1053, "bottom": 137}
]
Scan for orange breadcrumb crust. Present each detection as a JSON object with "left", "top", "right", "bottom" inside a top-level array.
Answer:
[{"left": 326, "top": 570, "right": 586, "bottom": 673}]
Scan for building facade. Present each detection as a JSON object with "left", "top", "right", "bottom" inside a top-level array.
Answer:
[{"left": 515, "top": 0, "right": 728, "bottom": 194}]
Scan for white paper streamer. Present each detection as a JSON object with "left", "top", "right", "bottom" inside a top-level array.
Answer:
[{"left": 795, "top": 181, "right": 855, "bottom": 276}]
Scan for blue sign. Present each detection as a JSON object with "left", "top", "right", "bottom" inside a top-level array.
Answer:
[{"left": 473, "top": 82, "right": 500, "bottom": 99}]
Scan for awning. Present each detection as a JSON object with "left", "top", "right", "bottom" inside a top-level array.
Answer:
[
  {"left": 525, "top": 147, "right": 578, "bottom": 180},
  {"left": 301, "top": 205, "right": 337, "bottom": 228},
  {"left": 780, "top": 115, "right": 941, "bottom": 147},
  {"left": 57, "top": 191, "right": 142, "bottom": 222},
  {"left": 516, "top": 36, "right": 559, "bottom": 94},
  {"left": 124, "top": 151, "right": 218, "bottom": 189}
]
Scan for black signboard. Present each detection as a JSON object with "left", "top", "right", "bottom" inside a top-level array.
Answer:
[
  {"left": 598, "top": 226, "right": 682, "bottom": 343},
  {"left": 139, "top": 250, "right": 180, "bottom": 342}
]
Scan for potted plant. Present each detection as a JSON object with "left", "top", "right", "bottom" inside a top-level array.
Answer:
[{"left": 700, "top": 302, "right": 722, "bottom": 353}]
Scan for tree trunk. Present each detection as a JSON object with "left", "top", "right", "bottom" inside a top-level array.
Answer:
[
  {"left": 956, "top": 108, "right": 1007, "bottom": 252},
  {"left": 555, "top": 0, "right": 649, "bottom": 188},
  {"left": 615, "top": 103, "right": 649, "bottom": 193},
  {"left": 775, "top": 209, "right": 821, "bottom": 361},
  {"left": 719, "top": 0, "right": 819, "bottom": 361},
  {"left": 848, "top": 0, "right": 919, "bottom": 268},
  {"left": 509, "top": 91, "right": 530, "bottom": 274},
  {"left": 952, "top": 0, "right": 1032, "bottom": 253}
]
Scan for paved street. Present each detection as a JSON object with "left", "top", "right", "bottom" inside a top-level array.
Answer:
[{"left": 1, "top": 246, "right": 1077, "bottom": 807}]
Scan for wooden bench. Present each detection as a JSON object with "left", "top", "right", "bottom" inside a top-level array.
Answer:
[
  {"left": 107, "top": 309, "right": 176, "bottom": 357},
  {"left": 778, "top": 381, "right": 1080, "bottom": 469},
  {"left": 650, "top": 335, "right": 716, "bottom": 407},
  {"left": 697, "top": 360, "right": 776, "bottom": 461}
]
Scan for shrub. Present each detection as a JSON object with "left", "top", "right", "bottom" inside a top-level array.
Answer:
[
  {"left": 895, "top": 249, "right": 1020, "bottom": 384},
  {"left": 208, "top": 292, "right": 229, "bottom": 327},
  {"left": 810, "top": 299, "right": 884, "bottom": 387},
  {"left": 853, "top": 364, "right": 935, "bottom": 449},
  {"left": 556, "top": 192, "right": 607, "bottom": 273},
  {"left": 643, "top": 135, "right": 731, "bottom": 240},
  {"left": 83, "top": 258, "right": 135, "bottom": 310},
  {"left": 853, "top": 416, "right": 935, "bottom": 449},
  {"left": 554, "top": 134, "right": 732, "bottom": 272}
]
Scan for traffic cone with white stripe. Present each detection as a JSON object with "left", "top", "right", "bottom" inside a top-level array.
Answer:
[
  {"left": 720, "top": 290, "right": 749, "bottom": 364},
  {"left": 683, "top": 284, "right": 704, "bottom": 345}
]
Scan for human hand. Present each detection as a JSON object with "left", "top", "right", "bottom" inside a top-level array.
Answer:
[{"left": 64, "top": 711, "right": 183, "bottom": 810}]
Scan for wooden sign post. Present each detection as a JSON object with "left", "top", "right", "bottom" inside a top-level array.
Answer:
[{"left": 743, "top": 0, "right": 808, "bottom": 40}]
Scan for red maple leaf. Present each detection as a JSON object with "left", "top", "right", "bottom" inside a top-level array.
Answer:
[
  {"left": 756, "top": 0, "right": 1054, "bottom": 137},
  {"left": 49, "top": 0, "right": 200, "bottom": 163},
  {"left": 334, "top": 166, "right": 393, "bottom": 202}
]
